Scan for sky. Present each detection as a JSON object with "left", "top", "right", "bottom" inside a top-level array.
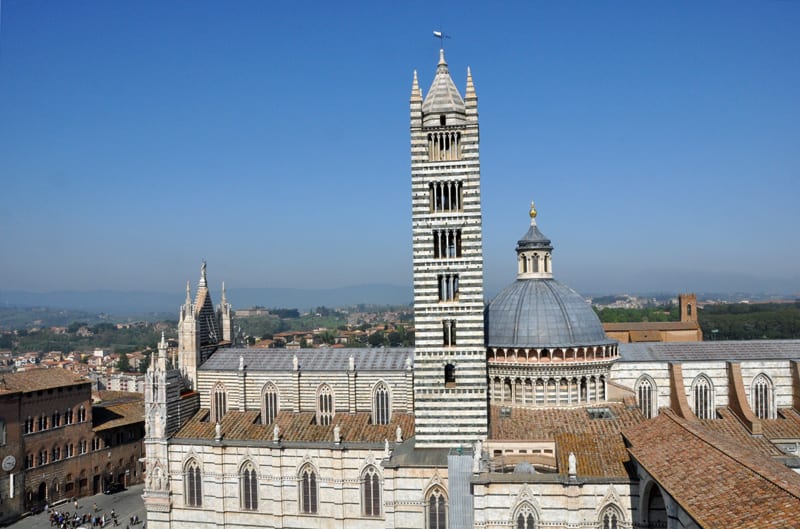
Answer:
[{"left": 1, "top": 0, "right": 798, "bottom": 299}]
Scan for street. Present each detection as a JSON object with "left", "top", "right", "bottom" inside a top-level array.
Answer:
[{"left": 7, "top": 485, "right": 146, "bottom": 529}]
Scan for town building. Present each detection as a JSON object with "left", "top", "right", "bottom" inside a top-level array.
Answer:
[
  {"left": 0, "top": 369, "right": 145, "bottom": 522},
  {"left": 142, "top": 49, "right": 800, "bottom": 529},
  {"left": 603, "top": 293, "right": 704, "bottom": 343}
]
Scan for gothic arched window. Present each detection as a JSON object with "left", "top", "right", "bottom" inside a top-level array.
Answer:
[
  {"left": 635, "top": 376, "right": 655, "bottom": 419},
  {"left": 599, "top": 505, "right": 622, "bottom": 529},
  {"left": 362, "top": 465, "right": 381, "bottom": 517},
  {"left": 373, "top": 382, "right": 391, "bottom": 425},
  {"left": 77, "top": 405, "right": 86, "bottom": 422},
  {"left": 240, "top": 462, "right": 258, "bottom": 511},
  {"left": 514, "top": 502, "right": 537, "bottom": 529},
  {"left": 211, "top": 382, "right": 227, "bottom": 423},
  {"left": 426, "top": 486, "right": 447, "bottom": 529},
  {"left": 261, "top": 382, "right": 279, "bottom": 425},
  {"left": 184, "top": 459, "right": 202, "bottom": 507},
  {"left": 692, "top": 375, "right": 715, "bottom": 420},
  {"left": 752, "top": 373, "right": 773, "bottom": 419},
  {"left": 64, "top": 408, "right": 73, "bottom": 425},
  {"left": 299, "top": 464, "right": 318, "bottom": 514},
  {"left": 317, "top": 384, "right": 334, "bottom": 426}
]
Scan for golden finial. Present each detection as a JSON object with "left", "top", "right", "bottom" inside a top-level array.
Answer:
[{"left": 529, "top": 201, "right": 537, "bottom": 219}]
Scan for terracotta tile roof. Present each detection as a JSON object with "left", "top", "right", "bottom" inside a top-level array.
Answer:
[
  {"left": 624, "top": 410, "right": 800, "bottom": 528},
  {"left": 764, "top": 408, "right": 800, "bottom": 439},
  {"left": 701, "top": 408, "right": 783, "bottom": 457},
  {"left": 554, "top": 433, "right": 630, "bottom": 478},
  {"left": 604, "top": 322, "right": 699, "bottom": 331},
  {"left": 0, "top": 368, "right": 87, "bottom": 394},
  {"left": 93, "top": 398, "right": 144, "bottom": 431},
  {"left": 489, "top": 403, "right": 645, "bottom": 440},
  {"left": 174, "top": 409, "right": 414, "bottom": 445}
]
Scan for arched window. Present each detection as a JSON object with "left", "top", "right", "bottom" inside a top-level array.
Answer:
[
  {"left": 211, "top": 382, "right": 227, "bottom": 423},
  {"left": 514, "top": 502, "right": 537, "bottom": 529},
  {"left": 261, "top": 382, "right": 279, "bottom": 425},
  {"left": 373, "top": 382, "right": 391, "bottom": 425},
  {"left": 635, "top": 376, "right": 655, "bottom": 419},
  {"left": 78, "top": 439, "right": 87, "bottom": 454},
  {"left": 64, "top": 408, "right": 73, "bottom": 425},
  {"left": 362, "top": 465, "right": 381, "bottom": 517},
  {"left": 692, "top": 375, "right": 714, "bottom": 420},
  {"left": 317, "top": 384, "right": 334, "bottom": 426},
  {"left": 52, "top": 445, "right": 60, "bottom": 462},
  {"left": 0, "top": 419, "right": 5, "bottom": 446},
  {"left": 599, "top": 505, "right": 622, "bottom": 529},
  {"left": 299, "top": 464, "right": 318, "bottom": 514},
  {"left": 240, "top": 462, "right": 258, "bottom": 511},
  {"left": 184, "top": 459, "right": 202, "bottom": 507},
  {"left": 52, "top": 411, "right": 60, "bottom": 428},
  {"left": 444, "top": 364, "right": 456, "bottom": 387},
  {"left": 751, "top": 373, "right": 773, "bottom": 419},
  {"left": 426, "top": 486, "right": 447, "bottom": 529},
  {"left": 77, "top": 406, "right": 86, "bottom": 422}
]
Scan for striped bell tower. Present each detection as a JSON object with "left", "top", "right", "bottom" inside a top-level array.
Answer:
[{"left": 410, "top": 49, "right": 487, "bottom": 447}]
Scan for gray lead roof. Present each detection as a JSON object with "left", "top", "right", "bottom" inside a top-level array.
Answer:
[
  {"left": 618, "top": 340, "right": 800, "bottom": 362},
  {"left": 485, "top": 279, "right": 615, "bottom": 349},
  {"left": 199, "top": 347, "right": 413, "bottom": 372}
]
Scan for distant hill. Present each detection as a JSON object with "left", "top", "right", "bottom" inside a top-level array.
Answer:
[{"left": 0, "top": 284, "right": 413, "bottom": 317}]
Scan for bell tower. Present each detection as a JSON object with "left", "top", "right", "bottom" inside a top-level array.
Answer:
[{"left": 410, "top": 49, "right": 487, "bottom": 447}]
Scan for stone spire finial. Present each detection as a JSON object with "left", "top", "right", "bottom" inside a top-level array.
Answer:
[
  {"left": 221, "top": 281, "right": 227, "bottom": 305},
  {"left": 438, "top": 48, "right": 447, "bottom": 66},
  {"left": 411, "top": 70, "right": 422, "bottom": 102},
  {"left": 157, "top": 331, "right": 168, "bottom": 370},
  {"left": 199, "top": 260, "right": 207, "bottom": 287},
  {"left": 185, "top": 281, "right": 192, "bottom": 305},
  {"left": 466, "top": 66, "right": 475, "bottom": 97}
]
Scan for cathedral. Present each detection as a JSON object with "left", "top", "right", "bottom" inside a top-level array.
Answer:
[{"left": 143, "top": 49, "right": 800, "bottom": 529}]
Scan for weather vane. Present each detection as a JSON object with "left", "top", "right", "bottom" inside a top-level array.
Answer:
[{"left": 433, "top": 29, "right": 451, "bottom": 50}]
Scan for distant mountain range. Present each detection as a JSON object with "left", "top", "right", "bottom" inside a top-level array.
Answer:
[{"left": 0, "top": 284, "right": 414, "bottom": 316}]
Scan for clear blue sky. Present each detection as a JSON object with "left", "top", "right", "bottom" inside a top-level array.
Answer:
[{"left": 1, "top": 0, "right": 798, "bottom": 297}]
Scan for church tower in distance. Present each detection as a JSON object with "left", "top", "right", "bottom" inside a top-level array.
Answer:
[{"left": 410, "top": 49, "right": 488, "bottom": 447}]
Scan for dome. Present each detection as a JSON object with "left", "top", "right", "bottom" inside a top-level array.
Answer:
[{"left": 485, "top": 278, "right": 614, "bottom": 349}]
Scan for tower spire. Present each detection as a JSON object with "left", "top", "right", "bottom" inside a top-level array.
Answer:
[
  {"left": 466, "top": 66, "right": 475, "bottom": 98},
  {"left": 221, "top": 281, "right": 227, "bottom": 305},
  {"left": 185, "top": 281, "right": 192, "bottom": 305}
]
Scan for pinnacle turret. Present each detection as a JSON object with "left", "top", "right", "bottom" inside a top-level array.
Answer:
[{"left": 411, "top": 70, "right": 422, "bottom": 102}]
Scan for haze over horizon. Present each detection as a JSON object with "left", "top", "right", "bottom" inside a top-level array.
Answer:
[{"left": 1, "top": 1, "right": 798, "bottom": 299}]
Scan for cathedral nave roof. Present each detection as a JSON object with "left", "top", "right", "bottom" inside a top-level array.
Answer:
[
  {"left": 199, "top": 347, "right": 412, "bottom": 372},
  {"left": 173, "top": 409, "right": 415, "bottom": 445},
  {"left": 617, "top": 339, "right": 800, "bottom": 362}
]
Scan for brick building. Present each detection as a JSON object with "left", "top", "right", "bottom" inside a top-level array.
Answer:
[{"left": 0, "top": 369, "right": 144, "bottom": 523}]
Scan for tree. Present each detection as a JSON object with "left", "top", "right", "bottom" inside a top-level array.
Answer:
[
  {"left": 116, "top": 353, "right": 131, "bottom": 372},
  {"left": 368, "top": 332, "right": 386, "bottom": 348},
  {"left": 138, "top": 352, "right": 151, "bottom": 373},
  {"left": 318, "top": 330, "right": 337, "bottom": 345}
]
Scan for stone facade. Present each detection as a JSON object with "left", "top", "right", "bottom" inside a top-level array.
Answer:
[{"left": 142, "top": 49, "right": 800, "bottom": 529}]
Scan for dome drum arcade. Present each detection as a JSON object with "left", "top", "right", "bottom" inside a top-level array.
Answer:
[{"left": 485, "top": 203, "right": 618, "bottom": 407}]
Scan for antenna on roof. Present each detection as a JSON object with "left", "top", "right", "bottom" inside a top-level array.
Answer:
[{"left": 433, "top": 29, "right": 451, "bottom": 50}]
